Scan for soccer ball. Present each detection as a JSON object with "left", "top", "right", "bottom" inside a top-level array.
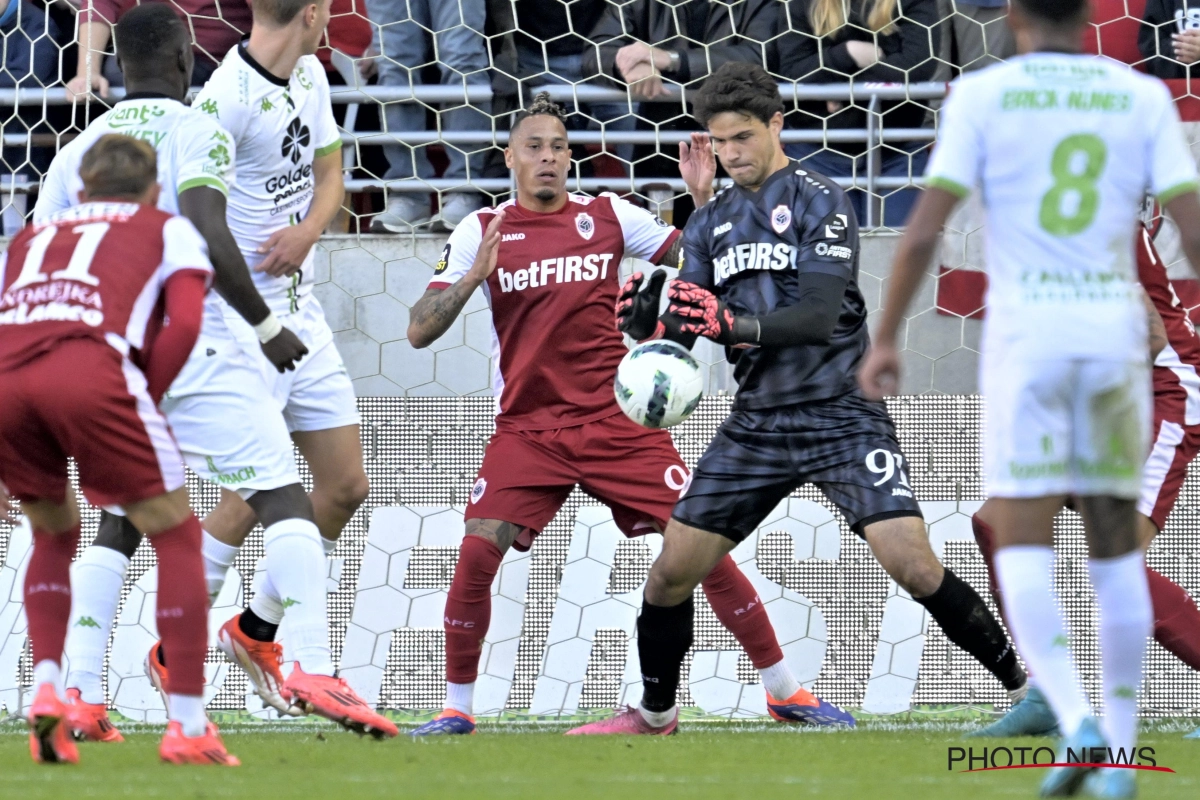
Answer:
[{"left": 614, "top": 340, "right": 704, "bottom": 429}]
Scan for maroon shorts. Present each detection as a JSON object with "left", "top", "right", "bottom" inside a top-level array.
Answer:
[
  {"left": 465, "top": 412, "right": 690, "bottom": 550},
  {"left": 0, "top": 338, "right": 186, "bottom": 509},
  {"left": 1138, "top": 413, "right": 1200, "bottom": 531}
]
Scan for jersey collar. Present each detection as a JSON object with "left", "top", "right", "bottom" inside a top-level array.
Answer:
[
  {"left": 237, "top": 42, "right": 290, "bottom": 88},
  {"left": 118, "top": 92, "right": 180, "bottom": 103}
]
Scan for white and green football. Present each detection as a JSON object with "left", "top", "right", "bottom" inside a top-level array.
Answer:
[{"left": 614, "top": 339, "right": 704, "bottom": 429}]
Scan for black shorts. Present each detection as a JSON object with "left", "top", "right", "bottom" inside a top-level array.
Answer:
[{"left": 672, "top": 392, "right": 923, "bottom": 542}]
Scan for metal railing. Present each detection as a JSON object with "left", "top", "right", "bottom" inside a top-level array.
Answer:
[{"left": 1, "top": 81, "right": 947, "bottom": 227}]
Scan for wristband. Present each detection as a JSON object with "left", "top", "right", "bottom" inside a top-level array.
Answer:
[{"left": 254, "top": 312, "right": 283, "bottom": 343}]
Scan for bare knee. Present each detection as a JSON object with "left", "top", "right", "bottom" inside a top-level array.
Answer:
[
  {"left": 1077, "top": 496, "right": 1140, "bottom": 558},
  {"left": 864, "top": 516, "right": 945, "bottom": 598},
  {"left": 125, "top": 487, "right": 192, "bottom": 536},
  {"left": 321, "top": 471, "right": 369, "bottom": 515},
  {"left": 645, "top": 563, "right": 697, "bottom": 608}
]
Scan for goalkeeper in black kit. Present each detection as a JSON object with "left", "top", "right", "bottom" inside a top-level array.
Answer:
[{"left": 568, "top": 63, "right": 1027, "bottom": 735}]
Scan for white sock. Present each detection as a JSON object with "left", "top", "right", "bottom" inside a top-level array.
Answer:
[
  {"left": 759, "top": 660, "right": 801, "bottom": 700},
  {"left": 249, "top": 557, "right": 285, "bottom": 625},
  {"left": 33, "top": 660, "right": 63, "bottom": 699},
  {"left": 168, "top": 693, "right": 207, "bottom": 737},
  {"left": 64, "top": 546, "right": 128, "bottom": 704},
  {"left": 445, "top": 681, "right": 475, "bottom": 715},
  {"left": 1008, "top": 681, "right": 1030, "bottom": 705},
  {"left": 321, "top": 535, "right": 337, "bottom": 555},
  {"left": 202, "top": 530, "right": 239, "bottom": 604},
  {"left": 262, "top": 518, "right": 334, "bottom": 676},
  {"left": 1089, "top": 550, "right": 1152, "bottom": 758},
  {"left": 637, "top": 704, "right": 676, "bottom": 728},
  {"left": 994, "top": 546, "right": 1092, "bottom": 738}
]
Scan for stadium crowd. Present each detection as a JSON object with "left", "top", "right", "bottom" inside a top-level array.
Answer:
[{"left": 0, "top": 0, "right": 1197, "bottom": 230}]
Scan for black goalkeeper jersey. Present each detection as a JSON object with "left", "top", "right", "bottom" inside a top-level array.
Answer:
[{"left": 680, "top": 161, "right": 868, "bottom": 410}]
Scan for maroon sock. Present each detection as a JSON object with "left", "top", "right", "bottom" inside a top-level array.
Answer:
[
  {"left": 444, "top": 536, "right": 503, "bottom": 685},
  {"left": 24, "top": 525, "right": 80, "bottom": 666},
  {"left": 1146, "top": 566, "right": 1200, "bottom": 672},
  {"left": 972, "top": 513, "right": 1008, "bottom": 627},
  {"left": 701, "top": 554, "right": 784, "bottom": 670},
  {"left": 149, "top": 516, "right": 208, "bottom": 696}
]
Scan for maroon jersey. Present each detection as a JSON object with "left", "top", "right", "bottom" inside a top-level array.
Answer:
[
  {"left": 1138, "top": 226, "right": 1200, "bottom": 425},
  {"left": 0, "top": 202, "right": 212, "bottom": 374},
  {"left": 431, "top": 193, "right": 679, "bottom": 431}
]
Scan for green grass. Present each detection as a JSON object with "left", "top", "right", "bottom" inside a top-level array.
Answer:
[{"left": 1, "top": 716, "right": 1198, "bottom": 800}]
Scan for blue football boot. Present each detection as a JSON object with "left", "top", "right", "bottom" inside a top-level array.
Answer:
[
  {"left": 1184, "top": 725, "right": 1200, "bottom": 740},
  {"left": 1081, "top": 767, "right": 1137, "bottom": 798},
  {"left": 969, "top": 686, "right": 1060, "bottom": 738},
  {"left": 1041, "top": 716, "right": 1107, "bottom": 797},
  {"left": 410, "top": 709, "right": 476, "bottom": 736},
  {"left": 767, "top": 688, "right": 856, "bottom": 727}
]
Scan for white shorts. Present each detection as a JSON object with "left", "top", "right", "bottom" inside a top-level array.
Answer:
[
  {"left": 982, "top": 356, "right": 1151, "bottom": 499},
  {"left": 161, "top": 312, "right": 302, "bottom": 497},
  {"left": 225, "top": 296, "right": 361, "bottom": 433}
]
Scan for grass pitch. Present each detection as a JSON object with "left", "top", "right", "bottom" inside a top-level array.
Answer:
[{"left": 1, "top": 715, "right": 1197, "bottom": 800}]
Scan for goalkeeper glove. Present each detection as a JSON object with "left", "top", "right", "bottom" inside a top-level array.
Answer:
[
  {"left": 616, "top": 269, "right": 668, "bottom": 341},
  {"left": 667, "top": 280, "right": 751, "bottom": 346}
]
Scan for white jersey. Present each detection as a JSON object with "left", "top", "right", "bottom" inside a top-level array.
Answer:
[
  {"left": 33, "top": 94, "right": 236, "bottom": 327},
  {"left": 193, "top": 45, "right": 341, "bottom": 316},
  {"left": 926, "top": 53, "right": 1199, "bottom": 362}
]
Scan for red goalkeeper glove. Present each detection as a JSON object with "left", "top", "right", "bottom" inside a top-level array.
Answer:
[
  {"left": 616, "top": 269, "right": 668, "bottom": 341},
  {"left": 667, "top": 280, "right": 741, "bottom": 345}
]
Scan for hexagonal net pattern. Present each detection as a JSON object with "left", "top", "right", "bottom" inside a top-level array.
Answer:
[{"left": 2, "top": 397, "right": 1198, "bottom": 717}]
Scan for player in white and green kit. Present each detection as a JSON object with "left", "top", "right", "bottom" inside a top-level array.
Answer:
[{"left": 861, "top": 0, "right": 1200, "bottom": 796}]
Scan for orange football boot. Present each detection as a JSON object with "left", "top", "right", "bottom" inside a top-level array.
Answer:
[
  {"left": 281, "top": 664, "right": 399, "bottom": 739},
  {"left": 28, "top": 683, "right": 79, "bottom": 764},
  {"left": 217, "top": 615, "right": 301, "bottom": 716},
  {"left": 159, "top": 721, "right": 240, "bottom": 766},
  {"left": 65, "top": 688, "right": 123, "bottom": 743},
  {"left": 144, "top": 640, "right": 170, "bottom": 712}
]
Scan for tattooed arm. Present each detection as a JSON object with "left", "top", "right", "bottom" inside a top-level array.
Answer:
[
  {"left": 408, "top": 209, "right": 506, "bottom": 349},
  {"left": 655, "top": 235, "right": 683, "bottom": 271}
]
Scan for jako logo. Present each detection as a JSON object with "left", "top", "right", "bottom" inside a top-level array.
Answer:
[
  {"left": 712, "top": 222, "right": 732, "bottom": 236},
  {"left": 496, "top": 253, "right": 615, "bottom": 292},
  {"left": 502, "top": 233, "right": 525, "bottom": 242}
]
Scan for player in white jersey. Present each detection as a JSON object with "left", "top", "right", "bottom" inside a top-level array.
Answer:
[
  {"left": 31, "top": 4, "right": 330, "bottom": 743},
  {"left": 185, "top": 0, "right": 387, "bottom": 736},
  {"left": 860, "top": 0, "right": 1200, "bottom": 796}
]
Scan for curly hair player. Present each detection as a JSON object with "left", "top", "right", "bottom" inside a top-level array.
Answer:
[
  {"left": 571, "top": 62, "right": 1026, "bottom": 736},
  {"left": 860, "top": 0, "right": 1200, "bottom": 793},
  {"left": 404, "top": 92, "right": 851, "bottom": 735}
]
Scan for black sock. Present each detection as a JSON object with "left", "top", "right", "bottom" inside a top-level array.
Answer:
[
  {"left": 239, "top": 608, "right": 279, "bottom": 643},
  {"left": 916, "top": 568, "right": 1026, "bottom": 692},
  {"left": 637, "top": 596, "right": 694, "bottom": 713}
]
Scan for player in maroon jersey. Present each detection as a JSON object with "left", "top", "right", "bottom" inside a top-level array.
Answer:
[
  {"left": 402, "top": 93, "right": 852, "bottom": 735},
  {"left": 971, "top": 223, "right": 1200, "bottom": 739},
  {"left": 0, "top": 135, "right": 238, "bottom": 765}
]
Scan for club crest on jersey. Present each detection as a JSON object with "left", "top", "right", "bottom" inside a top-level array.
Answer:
[
  {"left": 771, "top": 205, "right": 791, "bottom": 234},
  {"left": 470, "top": 477, "right": 487, "bottom": 504},
  {"left": 575, "top": 212, "right": 595, "bottom": 241}
]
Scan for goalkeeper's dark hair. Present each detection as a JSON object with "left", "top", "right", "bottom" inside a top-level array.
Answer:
[
  {"left": 1011, "top": 0, "right": 1088, "bottom": 24},
  {"left": 510, "top": 92, "right": 568, "bottom": 136},
  {"left": 113, "top": 3, "right": 189, "bottom": 77},
  {"left": 692, "top": 62, "right": 785, "bottom": 128}
]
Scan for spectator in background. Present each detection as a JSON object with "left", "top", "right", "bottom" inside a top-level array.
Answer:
[
  {"left": 778, "top": 0, "right": 940, "bottom": 227},
  {"left": 512, "top": 0, "right": 635, "bottom": 166},
  {"left": 66, "top": 0, "right": 251, "bottom": 97},
  {"left": 941, "top": 0, "right": 1014, "bottom": 72},
  {"left": 366, "top": 0, "right": 490, "bottom": 233},
  {"left": 1140, "top": 0, "right": 1200, "bottom": 78},
  {"left": 582, "top": 0, "right": 779, "bottom": 175}
]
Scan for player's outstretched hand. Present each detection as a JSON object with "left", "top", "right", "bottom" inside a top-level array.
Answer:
[
  {"left": 255, "top": 225, "right": 321, "bottom": 278},
  {"left": 260, "top": 326, "right": 309, "bottom": 373},
  {"left": 679, "top": 133, "right": 715, "bottom": 206},
  {"left": 858, "top": 342, "right": 901, "bottom": 401},
  {"left": 467, "top": 208, "right": 506, "bottom": 284},
  {"left": 616, "top": 269, "right": 667, "bottom": 341},
  {"left": 668, "top": 280, "right": 737, "bottom": 345}
]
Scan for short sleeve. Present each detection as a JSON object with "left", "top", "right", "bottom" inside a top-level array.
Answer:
[
  {"left": 427, "top": 210, "right": 486, "bottom": 290},
  {"left": 678, "top": 212, "right": 714, "bottom": 288},
  {"left": 925, "top": 77, "right": 984, "bottom": 199},
  {"left": 176, "top": 119, "right": 237, "bottom": 196},
  {"left": 1147, "top": 83, "right": 1200, "bottom": 203},
  {"left": 307, "top": 61, "right": 342, "bottom": 157},
  {"left": 606, "top": 193, "right": 680, "bottom": 263},
  {"left": 160, "top": 216, "right": 214, "bottom": 285},
  {"left": 33, "top": 149, "right": 77, "bottom": 223},
  {"left": 795, "top": 186, "right": 859, "bottom": 278},
  {"left": 193, "top": 82, "right": 252, "bottom": 143}
]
